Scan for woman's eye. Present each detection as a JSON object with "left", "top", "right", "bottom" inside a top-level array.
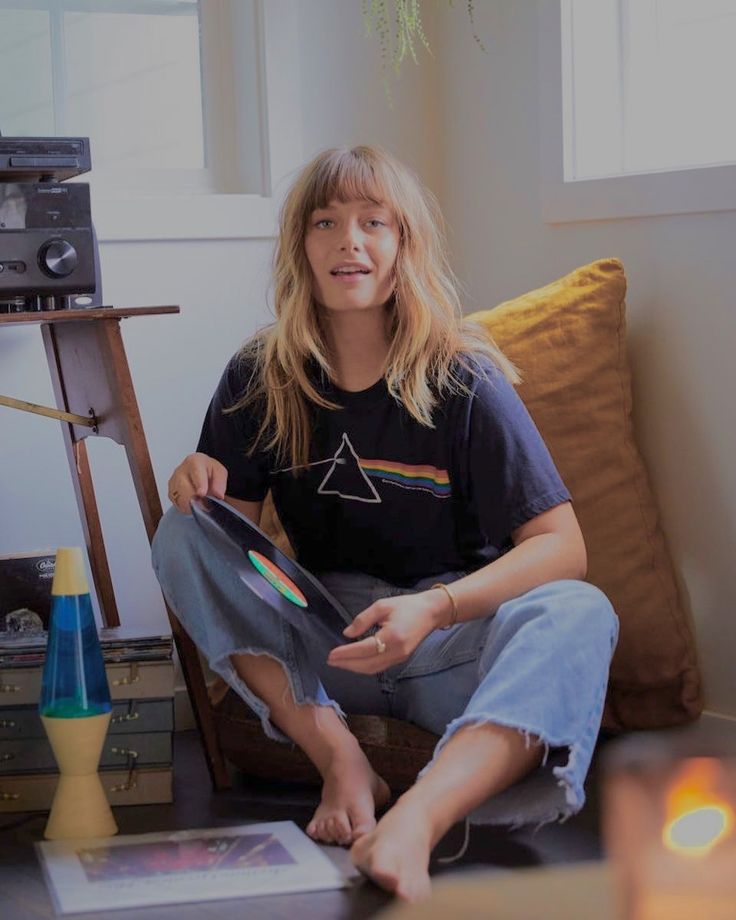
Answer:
[{"left": 312, "top": 217, "right": 386, "bottom": 230}]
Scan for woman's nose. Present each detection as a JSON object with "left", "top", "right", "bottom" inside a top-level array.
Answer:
[{"left": 338, "top": 221, "right": 363, "bottom": 250}]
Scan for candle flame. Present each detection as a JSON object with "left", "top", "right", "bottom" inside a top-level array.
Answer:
[
  {"left": 662, "top": 758, "right": 735, "bottom": 857},
  {"left": 663, "top": 805, "right": 733, "bottom": 856}
]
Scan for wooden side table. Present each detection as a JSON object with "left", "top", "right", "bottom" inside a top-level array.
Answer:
[{"left": 0, "top": 306, "right": 230, "bottom": 789}]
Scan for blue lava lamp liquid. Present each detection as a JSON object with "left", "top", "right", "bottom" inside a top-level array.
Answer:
[{"left": 39, "top": 592, "right": 111, "bottom": 719}]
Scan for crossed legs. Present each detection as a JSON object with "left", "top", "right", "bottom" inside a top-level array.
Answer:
[
  {"left": 231, "top": 650, "right": 543, "bottom": 903},
  {"left": 152, "top": 513, "right": 616, "bottom": 904}
]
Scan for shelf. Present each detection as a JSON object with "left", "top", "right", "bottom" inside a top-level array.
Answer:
[{"left": 0, "top": 305, "right": 180, "bottom": 326}]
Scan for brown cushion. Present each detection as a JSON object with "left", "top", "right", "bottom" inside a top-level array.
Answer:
[{"left": 469, "top": 258, "right": 702, "bottom": 730}]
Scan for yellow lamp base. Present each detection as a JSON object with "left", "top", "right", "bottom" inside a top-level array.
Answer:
[{"left": 41, "top": 712, "right": 118, "bottom": 840}]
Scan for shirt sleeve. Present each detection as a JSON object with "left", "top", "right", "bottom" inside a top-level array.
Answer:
[
  {"left": 196, "top": 355, "right": 271, "bottom": 502},
  {"left": 458, "top": 361, "right": 571, "bottom": 549}
]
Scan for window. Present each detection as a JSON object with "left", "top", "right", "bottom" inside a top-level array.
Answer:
[
  {"left": 539, "top": 0, "right": 736, "bottom": 222},
  {"left": 0, "top": 0, "right": 302, "bottom": 238},
  {"left": 0, "top": 0, "right": 267, "bottom": 195},
  {"left": 563, "top": 0, "right": 736, "bottom": 181}
]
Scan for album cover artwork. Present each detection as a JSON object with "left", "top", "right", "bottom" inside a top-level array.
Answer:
[
  {"left": 0, "top": 551, "right": 56, "bottom": 633},
  {"left": 37, "top": 821, "right": 355, "bottom": 913}
]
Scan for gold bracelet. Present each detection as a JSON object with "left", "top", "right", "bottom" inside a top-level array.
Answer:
[{"left": 431, "top": 582, "right": 459, "bottom": 630}]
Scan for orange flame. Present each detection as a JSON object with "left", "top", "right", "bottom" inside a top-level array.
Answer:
[{"left": 662, "top": 758, "right": 735, "bottom": 857}]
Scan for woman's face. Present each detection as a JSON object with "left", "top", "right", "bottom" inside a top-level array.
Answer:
[{"left": 304, "top": 198, "right": 400, "bottom": 314}]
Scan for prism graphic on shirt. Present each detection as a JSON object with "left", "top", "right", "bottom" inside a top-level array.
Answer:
[
  {"left": 318, "top": 433, "right": 381, "bottom": 503},
  {"left": 312, "top": 432, "right": 452, "bottom": 503}
]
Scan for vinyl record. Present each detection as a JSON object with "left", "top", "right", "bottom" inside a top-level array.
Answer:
[{"left": 190, "top": 496, "right": 350, "bottom": 649}]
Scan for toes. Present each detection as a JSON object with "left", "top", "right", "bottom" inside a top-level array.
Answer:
[
  {"left": 360, "top": 863, "right": 401, "bottom": 894},
  {"left": 310, "top": 818, "right": 327, "bottom": 842},
  {"left": 349, "top": 833, "right": 372, "bottom": 865},
  {"left": 396, "top": 873, "right": 432, "bottom": 904},
  {"left": 307, "top": 814, "right": 352, "bottom": 846},
  {"left": 328, "top": 815, "right": 352, "bottom": 846}
]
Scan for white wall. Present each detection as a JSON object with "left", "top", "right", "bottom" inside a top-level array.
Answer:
[{"left": 434, "top": 0, "right": 736, "bottom": 718}]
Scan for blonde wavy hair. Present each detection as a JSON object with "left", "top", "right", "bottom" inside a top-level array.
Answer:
[{"left": 231, "top": 144, "right": 519, "bottom": 471}]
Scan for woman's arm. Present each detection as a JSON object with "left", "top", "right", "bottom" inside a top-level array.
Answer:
[
  {"left": 424, "top": 501, "right": 586, "bottom": 629},
  {"left": 328, "top": 501, "right": 586, "bottom": 674}
]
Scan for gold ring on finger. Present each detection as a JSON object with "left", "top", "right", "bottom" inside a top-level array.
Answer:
[{"left": 374, "top": 634, "right": 387, "bottom": 655}]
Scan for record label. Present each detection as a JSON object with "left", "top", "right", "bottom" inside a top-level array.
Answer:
[{"left": 247, "top": 551, "right": 308, "bottom": 609}]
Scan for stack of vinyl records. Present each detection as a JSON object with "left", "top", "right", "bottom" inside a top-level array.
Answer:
[{"left": 0, "top": 626, "right": 175, "bottom": 813}]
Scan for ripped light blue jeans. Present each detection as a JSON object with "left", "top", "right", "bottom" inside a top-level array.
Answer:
[{"left": 152, "top": 507, "right": 619, "bottom": 827}]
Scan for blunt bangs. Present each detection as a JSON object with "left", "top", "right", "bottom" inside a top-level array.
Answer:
[{"left": 303, "top": 148, "right": 399, "bottom": 221}]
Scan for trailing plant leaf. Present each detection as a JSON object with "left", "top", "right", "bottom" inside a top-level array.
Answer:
[{"left": 362, "top": 0, "right": 487, "bottom": 103}]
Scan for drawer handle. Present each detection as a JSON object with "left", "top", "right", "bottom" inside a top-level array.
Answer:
[
  {"left": 111, "top": 711, "right": 140, "bottom": 725},
  {"left": 0, "top": 753, "right": 14, "bottom": 762},
  {"left": 108, "top": 764, "right": 138, "bottom": 794},
  {"left": 0, "top": 720, "right": 16, "bottom": 729},
  {"left": 110, "top": 747, "right": 138, "bottom": 761},
  {"left": 0, "top": 684, "right": 21, "bottom": 694},
  {"left": 112, "top": 663, "right": 140, "bottom": 687},
  {"left": 0, "top": 791, "right": 20, "bottom": 801}
]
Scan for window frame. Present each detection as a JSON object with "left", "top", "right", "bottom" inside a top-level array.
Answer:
[
  {"left": 50, "top": 0, "right": 303, "bottom": 241},
  {"left": 2, "top": 0, "right": 214, "bottom": 192},
  {"left": 539, "top": 0, "right": 736, "bottom": 224}
]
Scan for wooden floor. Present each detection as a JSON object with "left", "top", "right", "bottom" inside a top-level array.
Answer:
[{"left": 0, "top": 731, "right": 605, "bottom": 919}]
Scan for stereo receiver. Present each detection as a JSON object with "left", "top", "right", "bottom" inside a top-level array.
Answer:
[{"left": 0, "top": 182, "right": 95, "bottom": 302}]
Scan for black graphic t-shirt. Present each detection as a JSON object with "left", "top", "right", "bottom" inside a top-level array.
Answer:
[{"left": 196, "top": 354, "right": 571, "bottom": 586}]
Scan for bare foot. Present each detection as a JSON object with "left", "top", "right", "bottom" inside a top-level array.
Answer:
[
  {"left": 306, "top": 749, "right": 390, "bottom": 846},
  {"left": 349, "top": 798, "right": 433, "bottom": 903}
]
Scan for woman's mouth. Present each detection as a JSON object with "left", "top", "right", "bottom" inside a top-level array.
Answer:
[{"left": 330, "top": 269, "right": 371, "bottom": 284}]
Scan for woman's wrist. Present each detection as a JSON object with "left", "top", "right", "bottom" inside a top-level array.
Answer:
[{"left": 427, "top": 584, "right": 458, "bottom": 630}]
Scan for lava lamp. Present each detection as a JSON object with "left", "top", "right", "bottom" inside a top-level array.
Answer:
[{"left": 39, "top": 547, "right": 117, "bottom": 839}]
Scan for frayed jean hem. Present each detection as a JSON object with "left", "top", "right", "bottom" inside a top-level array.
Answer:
[{"left": 416, "top": 712, "right": 588, "bottom": 830}]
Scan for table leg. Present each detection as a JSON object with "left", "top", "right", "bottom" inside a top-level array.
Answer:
[
  {"left": 42, "top": 326, "right": 120, "bottom": 628},
  {"left": 41, "top": 318, "right": 231, "bottom": 790}
]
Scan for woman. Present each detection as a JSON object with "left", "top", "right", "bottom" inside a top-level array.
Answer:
[{"left": 152, "top": 145, "right": 618, "bottom": 902}]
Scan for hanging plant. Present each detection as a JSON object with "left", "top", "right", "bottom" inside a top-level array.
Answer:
[{"left": 361, "top": 0, "right": 487, "bottom": 102}]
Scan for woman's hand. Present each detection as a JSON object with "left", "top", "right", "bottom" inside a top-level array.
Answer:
[
  {"left": 167, "top": 452, "right": 228, "bottom": 514},
  {"left": 326, "top": 590, "right": 450, "bottom": 674}
]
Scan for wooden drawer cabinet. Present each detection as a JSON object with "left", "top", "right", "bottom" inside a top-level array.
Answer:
[
  {"left": 0, "top": 766, "right": 172, "bottom": 811},
  {"left": 0, "top": 662, "right": 174, "bottom": 707}
]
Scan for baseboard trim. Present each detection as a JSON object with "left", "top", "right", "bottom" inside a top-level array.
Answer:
[{"left": 696, "top": 710, "right": 736, "bottom": 740}]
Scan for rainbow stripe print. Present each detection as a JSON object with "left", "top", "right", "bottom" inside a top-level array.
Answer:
[{"left": 359, "top": 459, "right": 452, "bottom": 499}]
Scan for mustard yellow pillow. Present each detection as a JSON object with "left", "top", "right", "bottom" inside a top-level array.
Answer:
[{"left": 470, "top": 258, "right": 702, "bottom": 731}]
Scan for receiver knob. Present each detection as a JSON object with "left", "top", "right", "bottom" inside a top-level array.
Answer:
[{"left": 39, "top": 239, "right": 78, "bottom": 277}]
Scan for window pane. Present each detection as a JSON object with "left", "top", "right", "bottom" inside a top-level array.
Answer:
[
  {"left": 563, "top": 0, "right": 736, "bottom": 180},
  {"left": 0, "top": 10, "right": 54, "bottom": 136},
  {"left": 563, "top": 0, "right": 622, "bottom": 180},
  {"left": 63, "top": 5, "right": 205, "bottom": 170},
  {"left": 626, "top": 0, "right": 736, "bottom": 173}
]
